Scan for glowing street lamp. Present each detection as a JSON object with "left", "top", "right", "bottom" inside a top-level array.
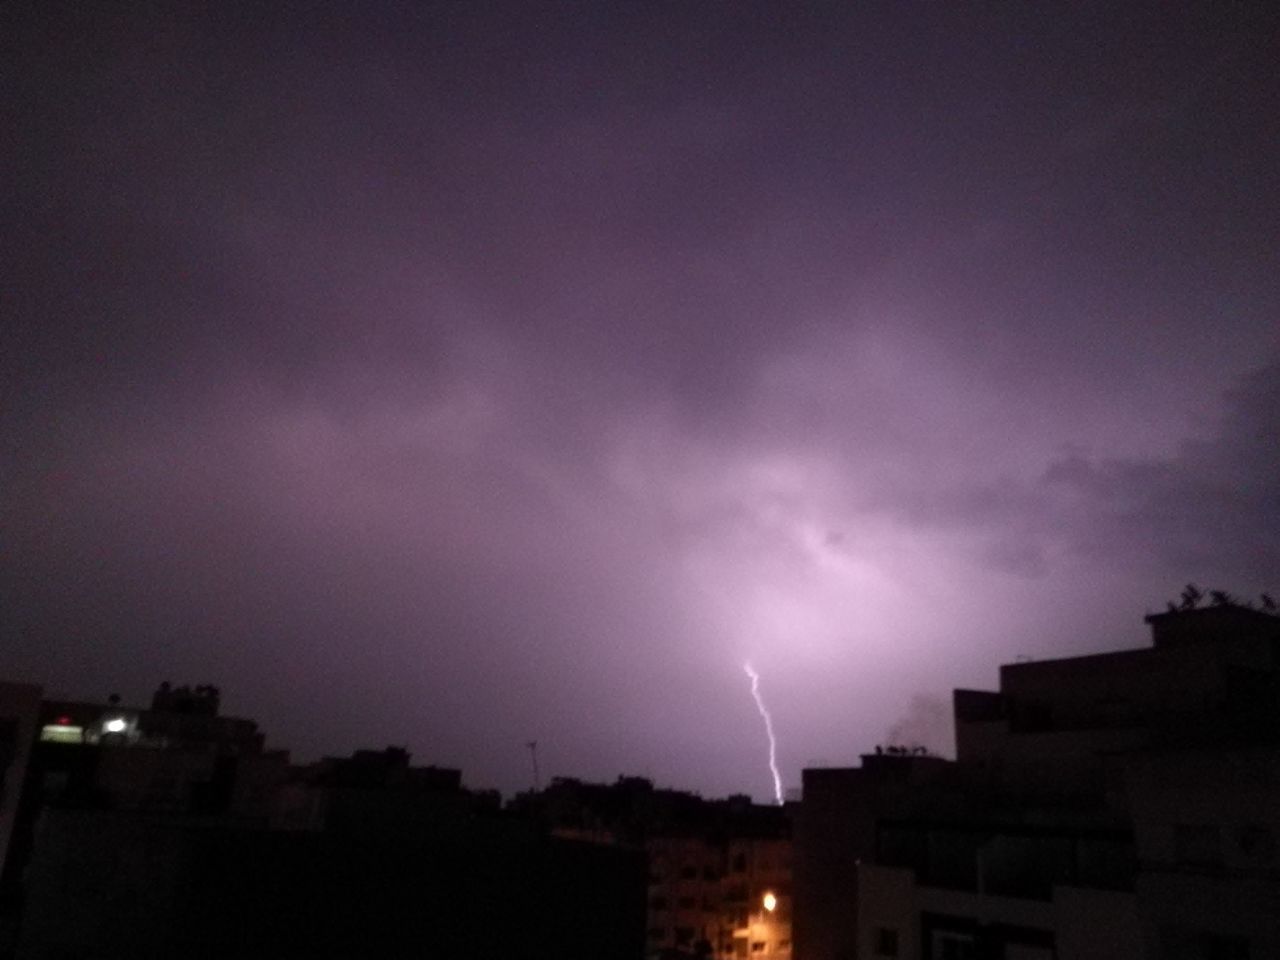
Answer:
[
  {"left": 762, "top": 892, "right": 777, "bottom": 913},
  {"left": 104, "top": 717, "right": 127, "bottom": 734}
]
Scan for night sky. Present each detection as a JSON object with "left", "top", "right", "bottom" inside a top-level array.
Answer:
[{"left": 4, "top": 2, "right": 1278, "bottom": 801}]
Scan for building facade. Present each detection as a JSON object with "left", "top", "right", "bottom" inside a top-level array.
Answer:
[
  {"left": 6, "top": 685, "right": 646, "bottom": 959},
  {"left": 795, "top": 602, "right": 1280, "bottom": 960},
  {"left": 513, "top": 775, "right": 794, "bottom": 960}
]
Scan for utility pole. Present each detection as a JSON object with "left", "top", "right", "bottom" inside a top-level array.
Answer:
[{"left": 525, "top": 740, "right": 540, "bottom": 791}]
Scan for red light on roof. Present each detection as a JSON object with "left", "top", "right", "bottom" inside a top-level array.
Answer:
[{"left": 56, "top": 715, "right": 72, "bottom": 725}]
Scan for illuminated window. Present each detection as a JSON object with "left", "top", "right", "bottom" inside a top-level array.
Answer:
[{"left": 40, "top": 724, "right": 83, "bottom": 744}]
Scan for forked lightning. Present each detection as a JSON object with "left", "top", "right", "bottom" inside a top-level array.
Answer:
[{"left": 743, "top": 662, "right": 783, "bottom": 805}]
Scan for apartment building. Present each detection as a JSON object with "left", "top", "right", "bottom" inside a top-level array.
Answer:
[
  {"left": 513, "top": 775, "right": 794, "bottom": 959},
  {"left": 795, "top": 601, "right": 1280, "bottom": 960}
]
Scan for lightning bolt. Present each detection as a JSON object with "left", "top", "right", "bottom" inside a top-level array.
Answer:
[{"left": 743, "top": 662, "right": 784, "bottom": 805}]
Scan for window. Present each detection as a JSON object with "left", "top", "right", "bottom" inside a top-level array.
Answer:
[
  {"left": 681, "top": 865, "right": 699, "bottom": 879},
  {"left": 678, "top": 896, "right": 697, "bottom": 909},
  {"left": 0, "top": 718, "right": 18, "bottom": 759},
  {"left": 39, "top": 724, "right": 83, "bottom": 744},
  {"left": 1237, "top": 824, "right": 1276, "bottom": 864},
  {"left": 751, "top": 942, "right": 766, "bottom": 953},
  {"left": 1161, "top": 929, "right": 1251, "bottom": 960},
  {"left": 1174, "top": 824, "right": 1222, "bottom": 868},
  {"left": 934, "top": 933, "right": 977, "bottom": 960},
  {"left": 0, "top": 719, "right": 17, "bottom": 804},
  {"left": 877, "top": 927, "right": 900, "bottom": 956},
  {"left": 1201, "top": 933, "right": 1249, "bottom": 960},
  {"left": 42, "top": 770, "right": 69, "bottom": 797}
]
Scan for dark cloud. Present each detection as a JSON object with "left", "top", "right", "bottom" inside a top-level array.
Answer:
[
  {"left": 1041, "top": 359, "right": 1280, "bottom": 581},
  {"left": 3, "top": 1, "right": 1278, "bottom": 799}
]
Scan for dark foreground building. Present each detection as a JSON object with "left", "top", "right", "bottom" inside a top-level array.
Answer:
[
  {"left": 795, "top": 601, "right": 1280, "bottom": 960},
  {"left": 511, "top": 776, "right": 794, "bottom": 960},
  {"left": 17, "top": 809, "right": 645, "bottom": 960},
  {"left": 1, "top": 682, "right": 646, "bottom": 960}
]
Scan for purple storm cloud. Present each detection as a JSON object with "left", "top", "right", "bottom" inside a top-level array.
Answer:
[{"left": 4, "top": 2, "right": 1278, "bottom": 800}]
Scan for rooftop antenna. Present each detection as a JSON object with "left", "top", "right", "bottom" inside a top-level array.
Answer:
[{"left": 525, "top": 740, "right": 541, "bottom": 792}]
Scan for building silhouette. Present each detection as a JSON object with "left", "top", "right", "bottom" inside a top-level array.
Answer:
[
  {"left": 0, "top": 682, "right": 645, "bottom": 959},
  {"left": 4, "top": 598, "right": 1278, "bottom": 959},
  {"left": 510, "top": 776, "right": 794, "bottom": 959},
  {"left": 794, "top": 602, "right": 1280, "bottom": 960}
]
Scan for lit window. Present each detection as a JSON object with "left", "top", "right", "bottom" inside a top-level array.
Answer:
[{"left": 40, "top": 724, "right": 83, "bottom": 744}]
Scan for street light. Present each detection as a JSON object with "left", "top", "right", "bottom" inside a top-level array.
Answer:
[{"left": 762, "top": 892, "right": 777, "bottom": 913}]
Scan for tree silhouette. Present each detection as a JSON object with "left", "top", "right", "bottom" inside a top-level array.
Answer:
[{"left": 1209, "top": 590, "right": 1234, "bottom": 608}]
